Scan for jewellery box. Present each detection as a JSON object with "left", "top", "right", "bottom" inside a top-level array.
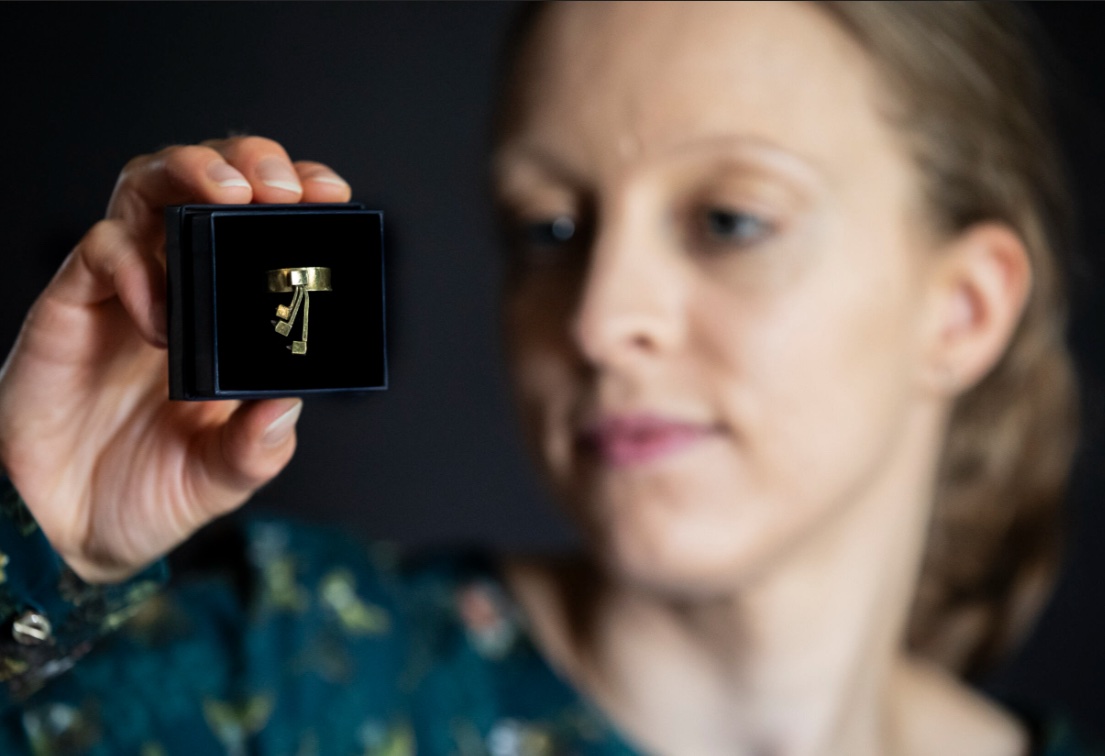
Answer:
[{"left": 165, "top": 203, "right": 387, "bottom": 400}]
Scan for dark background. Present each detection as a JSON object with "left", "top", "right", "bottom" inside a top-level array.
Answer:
[{"left": 1, "top": 1, "right": 1102, "bottom": 733}]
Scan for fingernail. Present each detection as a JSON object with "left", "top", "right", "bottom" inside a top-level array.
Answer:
[
  {"left": 263, "top": 400, "right": 303, "bottom": 446},
  {"left": 257, "top": 157, "right": 302, "bottom": 195},
  {"left": 207, "top": 161, "right": 250, "bottom": 189}
]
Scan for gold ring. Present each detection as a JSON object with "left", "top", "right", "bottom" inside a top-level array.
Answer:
[
  {"left": 267, "top": 267, "right": 333, "bottom": 355},
  {"left": 266, "top": 266, "right": 332, "bottom": 293}
]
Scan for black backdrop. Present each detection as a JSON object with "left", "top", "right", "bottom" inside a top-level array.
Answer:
[{"left": 1, "top": 1, "right": 1103, "bottom": 732}]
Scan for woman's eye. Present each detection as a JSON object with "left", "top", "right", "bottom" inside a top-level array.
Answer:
[
  {"left": 506, "top": 215, "right": 584, "bottom": 271},
  {"left": 524, "top": 216, "right": 576, "bottom": 247},
  {"left": 701, "top": 208, "right": 772, "bottom": 247}
]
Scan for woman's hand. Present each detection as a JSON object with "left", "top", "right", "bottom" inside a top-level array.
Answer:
[{"left": 0, "top": 137, "right": 351, "bottom": 584}]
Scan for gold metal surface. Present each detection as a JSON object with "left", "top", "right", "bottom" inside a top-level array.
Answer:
[
  {"left": 267, "top": 266, "right": 332, "bottom": 294},
  {"left": 267, "top": 267, "right": 332, "bottom": 355}
]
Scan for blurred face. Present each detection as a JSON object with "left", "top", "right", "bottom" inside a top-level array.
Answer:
[{"left": 496, "top": 2, "right": 942, "bottom": 594}]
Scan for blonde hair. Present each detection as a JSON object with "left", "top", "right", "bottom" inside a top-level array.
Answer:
[{"left": 819, "top": 1, "right": 1079, "bottom": 678}]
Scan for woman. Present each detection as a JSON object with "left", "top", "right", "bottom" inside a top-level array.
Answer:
[{"left": 0, "top": 2, "right": 1093, "bottom": 754}]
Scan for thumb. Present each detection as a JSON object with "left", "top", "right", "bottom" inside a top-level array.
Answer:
[{"left": 195, "top": 398, "right": 303, "bottom": 513}]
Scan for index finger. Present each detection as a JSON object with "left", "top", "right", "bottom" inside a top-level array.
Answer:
[{"left": 106, "top": 145, "right": 253, "bottom": 236}]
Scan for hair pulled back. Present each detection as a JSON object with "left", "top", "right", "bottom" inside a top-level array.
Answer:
[{"left": 819, "top": 1, "right": 1079, "bottom": 678}]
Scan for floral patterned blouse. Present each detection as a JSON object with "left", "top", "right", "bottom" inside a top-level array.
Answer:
[{"left": 0, "top": 479, "right": 1097, "bottom": 756}]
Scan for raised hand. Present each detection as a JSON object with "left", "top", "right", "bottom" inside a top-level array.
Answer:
[{"left": 0, "top": 137, "right": 351, "bottom": 583}]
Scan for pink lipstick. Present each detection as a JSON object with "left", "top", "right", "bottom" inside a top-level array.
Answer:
[{"left": 580, "top": 415, "right": 718, "bottom": 467}]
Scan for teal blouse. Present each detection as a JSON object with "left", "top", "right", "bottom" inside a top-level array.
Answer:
[{"left": 0, "top": 479, "right": 1097, "bottom": 756}]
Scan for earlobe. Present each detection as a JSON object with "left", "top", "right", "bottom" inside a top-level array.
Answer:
[{"left": 924, "top": 222, "right": 1032, "bottom": 396}]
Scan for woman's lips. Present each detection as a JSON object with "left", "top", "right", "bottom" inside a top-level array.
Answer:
[{"left": 578, "top": 415, "right": 720, "bottom": 467}]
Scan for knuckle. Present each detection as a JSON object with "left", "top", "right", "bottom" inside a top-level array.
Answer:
[
  {"left": 136, "top": 144, "right": 188, "bottom": 172},
  {"left": 79, "top": 220, "right": 133, "bottom": 276},
  {"left": 115, "top": 144, "right": 215, "bottom": 197},
  {"left": 162, "top": 144, "right": 217, "bottom": 173},
  {"left": 115, "top": 151, "right": 163, "bottom": 192},
  {"left": 82, "top": 218, "right": 123, "bottom": 250},
  {"left": 160, "top": 145, "right": 216, "bottom": 186},
  {"left": 119, "top": 152, "right": 153, "bottom": 179}
]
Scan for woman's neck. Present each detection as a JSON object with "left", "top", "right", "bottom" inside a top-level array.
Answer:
[
  {"left": 505, "top": 417, "right": 1028, "bottom": 756},
  {"left": 512, "top": 509, "right": 916, "bottom": 754}
]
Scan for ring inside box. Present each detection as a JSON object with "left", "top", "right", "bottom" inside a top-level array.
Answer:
[{"left": 167, "top": 204, "right": 387, "bottom": 400}]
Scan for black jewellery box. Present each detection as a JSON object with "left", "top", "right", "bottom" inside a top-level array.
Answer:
[{"left": 165, "top": 203, "right": 387, "bottom": 400}]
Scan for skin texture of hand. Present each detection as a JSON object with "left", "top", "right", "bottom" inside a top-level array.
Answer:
[{"left": 0, "top": 136, "right": 352, "bottom": 584}]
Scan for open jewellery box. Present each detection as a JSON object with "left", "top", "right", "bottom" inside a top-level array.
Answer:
[{"left": 165, "top": 203, "right": 387, "bottom": 400}]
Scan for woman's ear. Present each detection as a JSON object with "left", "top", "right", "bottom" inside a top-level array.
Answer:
[{"left": 922, "top": 222, "right": 1032, "bottom": 396}]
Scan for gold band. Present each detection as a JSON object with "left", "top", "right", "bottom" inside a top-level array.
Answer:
[{"left": 266, "top": 266, "right": 332, "bottom": 293}]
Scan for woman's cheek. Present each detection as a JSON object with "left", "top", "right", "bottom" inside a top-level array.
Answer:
[{"left": 689, "top": 272, "right": 888, "bottom": 502}]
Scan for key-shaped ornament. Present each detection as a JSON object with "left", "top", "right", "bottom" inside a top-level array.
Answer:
[{"left": 267, "top": 267, "right": 332, "bottom": 354}]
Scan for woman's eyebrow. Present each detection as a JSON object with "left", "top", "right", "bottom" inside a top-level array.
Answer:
[
  {"left": 491, "top": 143, "right": 590, "bottom": 194},
  {"left": 493, "top": 133, "right": 830, "bottom": 193},
  {"left": 661, "top": 133, "right": 831, "bottom": 189}
]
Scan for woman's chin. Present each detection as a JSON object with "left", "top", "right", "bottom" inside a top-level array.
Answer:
[{"left": 583, "top": 510, "right": 779, "bottom": 601}]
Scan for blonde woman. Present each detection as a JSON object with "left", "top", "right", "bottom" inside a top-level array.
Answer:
[{"left": 0, "top": 3, "right": 1095, "bottom": 754}]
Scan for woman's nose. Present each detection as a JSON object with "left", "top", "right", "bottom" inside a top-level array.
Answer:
[{"left": 571, "top": 220, "right": 686, "bottom": 368}]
